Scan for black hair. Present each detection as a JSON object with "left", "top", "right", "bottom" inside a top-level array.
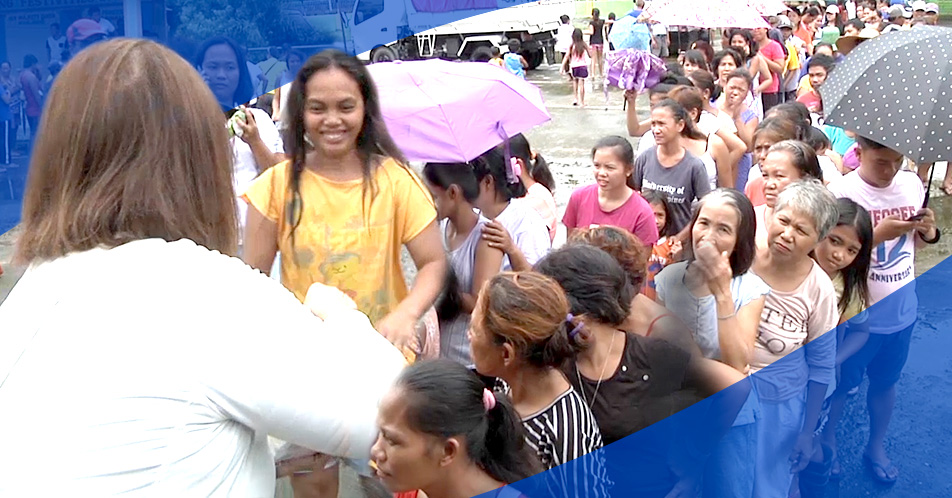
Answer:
[
  {"left": 728, "top": 29, "right": 757, "bottom": 61},
  {"left": 534, "top": 245, "right": 634, "bottom": 327},
  {"left": 50, "top": 22, "right": 60, "bottom": 30},
  {"left": 665, "top": 62, "right": 685, "bottom": 77},
  {"left": 491, "top": 46, "right": 501, "bottom": 57},
  {"left": 687, "top": 69, "right": 716, "bottom": 99},
  {"left": 805, "top": 125, "right": 832, "bottom": 153},
  {"left": 642, "top": 190, "right": 674, "bottom": 237},
  {"left": 507, "top": 39, "right": 521, "bottom": 52},
  {"left": 423, "top": 162, "right": 480, "bottom": 202},
  {"left": 764, "top": 103, "right": 812, "bottom": 140},
  {"left": 560, "top": 14, "right": 570, "bottom": 24},
  {"left": 608, "top": 12, "right": 616, "bottom": 20},
  {"left": 684, "top": 189, "right": 758, "bottom": 277},
  {"left": 650, "top": 72, "right": 695, "bottom": 97},
  {"left": 283, "top": 49, "right": 412, "bottom": 254},
  {"left": 682, "top": 50, "right": 709, "bottom": 71},
  {"left": 767, "top": 140, "right": 824, "bottom": 182},
  {"left": 652, "top": 98, "right": 708, "bottom": 142},
  {"left": 592, "top": 8, "right": 600, "bottom": 17},
  {"left": 846, "top": 18, "right": 866, "bottom": 32},
  {"left": 397, "top": 359, "right": 542, "bottom": 483},
  {"left": 828, "top": 198, "right": 873, "bottom": 315},
  {"left": 592, "top": 135, "right": 635, "bottom": 167},
  {"left": 711, "top": 49, "right": 746, "bottom": 100},
  {"left": 23, "top": 54, "right": 38, "bottom": 68},
  {"left": 805, "top": 6, "right": 822, "bottom": 17},
  {"left": 286, "top": 49, "right": 307, "bottom": 67},
  {"left": 808, "top": 53, "right": 836, "bottom": 74},
  {"left": 194, "top": 36, "right": 256, "bottom": 112},
  {"left": 476, "top": 146, "right": 528, "bottom": 200},
  {"left": 855, "top": 135, "right": 889, "bottom": 150},
  {"left": 510, "top": 134, "right": 556, "bottom": 193}
]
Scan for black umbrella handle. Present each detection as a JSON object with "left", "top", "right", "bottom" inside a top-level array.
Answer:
[{"left": 923, "top": 163, "right": 935, "bottom": 209}]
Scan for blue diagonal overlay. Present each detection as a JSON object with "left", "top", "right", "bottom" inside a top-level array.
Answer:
[{"left": 479, "top": 254, "right": 952, "bottom": 498}]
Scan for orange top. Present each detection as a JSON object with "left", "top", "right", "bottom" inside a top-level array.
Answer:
[{"left": 745, "top": 176, "right": 767, "bottom": 207}]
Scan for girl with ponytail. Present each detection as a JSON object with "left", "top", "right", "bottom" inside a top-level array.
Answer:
[
  {"left": 509, "top": 134, "right": 558, "bottom": 243},
  {"left": 472, "top": 146, "right": 552, "bottom": 272},
  {"left": 468, "top": 272, "right": 605, "bottom": 474},
  {"left": 372, "top": 359, "right": 540, "bottom": 498}
]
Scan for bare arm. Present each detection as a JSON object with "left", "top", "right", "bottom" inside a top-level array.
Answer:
[
  {"left": 716, "top": 295, "right": 764, "bottom": 372},
  {"left": 755, "top": 57, "right": 773, "bottom": 94},
  {"left": 461, "top": 239, "right": 505, "bottom": 313},
  {"left": 625, "top": 92, "right": 652, "bottom": 137},
  {"left": 395, "top": 221, "right": 448, "bottom": 323},
  {"left": 709, "top": 134, "right": 737, "bottom": 189},
  {"left": 242, "top": 205, "right": 279, "bottom": 275}
]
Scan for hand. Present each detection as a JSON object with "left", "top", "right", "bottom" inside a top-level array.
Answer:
[
  {"left": 669, "top": 239, "right": 684, "bottom": 262},
  {"left": 789, "top": 431, "right": 817, "bottom": 474},
  {"left": 624, "top": 89, "right": 639, "bottom": 102},
  {"left": 304, "top": 282, "right": 358, "bottom": 321},
  {"left": 695, "top": 240, "right": 732, "bottom": 296},
  {"left": 875, "top": 215, "right": 918, "bottom": 242},
  {"left": 913, "top": 208, "right": 937, "bottom": 238},
  {"left": 376, "top": 308, "right": 420, "bottom": 358},
  {"left": 234, "top": 106, "right": 261, "bottom": 145},
  {"left": 482, "top": 221, "right": 515, "bottom": 255}
]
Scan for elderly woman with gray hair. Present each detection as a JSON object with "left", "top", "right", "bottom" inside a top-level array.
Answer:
[{"left": 749, "top": 178, "right": 840, "bottom": 498}]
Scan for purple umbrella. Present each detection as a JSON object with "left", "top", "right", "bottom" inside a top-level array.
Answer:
[
  {"left": 368, "top": 59, "right": 551, "bottom": 163},
  {"left": 603, "top": 49, "right": 667, "bottom": 103}
]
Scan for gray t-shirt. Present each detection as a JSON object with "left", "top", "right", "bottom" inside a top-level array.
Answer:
[{"left": 633, "top": 146, "right": 711, "bottom": 234}]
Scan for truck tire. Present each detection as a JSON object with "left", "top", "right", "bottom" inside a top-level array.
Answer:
[
  {"left": 526, "top": 49, "right": 544, "bottom": 70},
  {"left": 470, "top": 46, "right": 494, "bottom": 62},
  {"left": 371, "top": 46, "right": 398, "bottom": 63}
]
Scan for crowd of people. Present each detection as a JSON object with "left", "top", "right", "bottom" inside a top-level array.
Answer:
[{"left": 0, "top": 0, "right": 947, "bottom": 496}]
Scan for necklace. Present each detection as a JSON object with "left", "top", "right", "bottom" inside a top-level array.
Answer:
[{"left": 576, "top": 330, "right": 618, "bottom": 410}]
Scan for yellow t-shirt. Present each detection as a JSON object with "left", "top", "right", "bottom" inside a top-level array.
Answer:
[
  {"left": 241, "top": 158, "right": 436, "bottom": 325},
  {"left": 832, "top": 272, "right": 868, "bottom": 324}
]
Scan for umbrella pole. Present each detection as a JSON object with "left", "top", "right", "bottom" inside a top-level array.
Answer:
[{"left": 924, "top": 163, "right": 936, "bottom": 208}]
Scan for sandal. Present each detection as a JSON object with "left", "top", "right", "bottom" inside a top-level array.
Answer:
[{"left": 863, "top": 453, "right": 898, "bottom": 485}]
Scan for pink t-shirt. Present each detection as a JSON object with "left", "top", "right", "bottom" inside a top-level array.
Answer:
[
  {"left": 758, "top": 39, "right": 786, "bottom": 95},
  {"left": 562, "top": 184, "right": 660, "bottom": 246},
  {"left": 751, "top": 261, "right": 838, "bottom": 372},
  {"left": 828, "top": 170, "right": 924, "bottom": 335}
]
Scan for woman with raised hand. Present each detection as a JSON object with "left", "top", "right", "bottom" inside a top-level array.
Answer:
[
  {"left": 653, "top": 188, "right": 768, "bottom": 498},
  {"left": 194, "top": 36, "right": 286, "bottom": 251},
  {"left": 242, "top": 49, "right": 446, "bottom": 353},
  {"left": 0, "top": 39, "right": 407, "bottom": 496},
  {"left": 372, "top": 359, "right": 541, "bottom": 498}
]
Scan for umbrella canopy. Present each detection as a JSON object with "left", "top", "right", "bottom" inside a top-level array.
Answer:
[
  {"left": 368, "top": 59, "right": 550, "bottom": 163},
  {"left": 604, "top": 49, "right": 667, "bottom": 93},
  {"left": 748, "top": 0, "right": 788, "bottom": 15},
  {"left": 822, "top": 25, "right": 952, "bottom": 164},
  {"left": 609, "top": 15, "right": 652, "bottom": 51},
  {"left": 640, "top": 0, "right": 770, "bottom": 29}
]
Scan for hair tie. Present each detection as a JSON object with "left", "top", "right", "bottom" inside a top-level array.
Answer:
[
  {"left": 567, "top": 314, "right": 584, "bottom": 339},
  {"left": 482, "top": 389, "right": 496, "bottom": 412},
  {"left": 509, "top": 157, "right": 522, "bottom": 182}
]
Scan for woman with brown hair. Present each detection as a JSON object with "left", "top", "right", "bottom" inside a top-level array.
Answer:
[
  {"left": 0, "top": 39, "right": 408, "bottom": 495},
  {"left": 468, "top": 272, "right": 605, "bottom": 482}
]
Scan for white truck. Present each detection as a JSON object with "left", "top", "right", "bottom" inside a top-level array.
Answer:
[{"left": 343, "top": 0, "right": 574, "bottom": 68}]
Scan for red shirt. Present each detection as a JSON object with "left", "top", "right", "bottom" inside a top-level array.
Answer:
[
  {"left": 758, "top": 39, "right": 786, "bottom": 95},
  {"left": 20, "top": 70, "right": 42, "bottom": 117},
  {"left": 744, "top": 176, "right": 767, "bottom": 207},
  {"left": 562, "top": 184, "right": 660, "bottom": 246},
  {"left": 797, "top": 90, "right": 823, "bottom": 114}
]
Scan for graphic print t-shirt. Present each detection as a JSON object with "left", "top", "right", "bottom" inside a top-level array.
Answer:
[
  {"left": 633, "top": 147, "right": 711, "bottom": 234},
  {"left": 241, "top": 159, "right": 436, "bottom": 325},
  {"left": 828, "top": 170, "right": 923, "bottom": 335}
]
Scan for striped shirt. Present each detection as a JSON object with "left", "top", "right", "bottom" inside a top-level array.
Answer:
[{"left": 497, "top": 381, "right": 611, "bottom": 496}]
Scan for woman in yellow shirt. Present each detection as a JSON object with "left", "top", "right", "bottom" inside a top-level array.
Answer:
[{"left": 242, "top": 50, "right": 447, "bottom": 354}]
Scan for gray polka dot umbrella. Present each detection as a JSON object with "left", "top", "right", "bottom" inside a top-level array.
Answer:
[{"left": 822, "top": 25, "right": 952, "bottom": 164}]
